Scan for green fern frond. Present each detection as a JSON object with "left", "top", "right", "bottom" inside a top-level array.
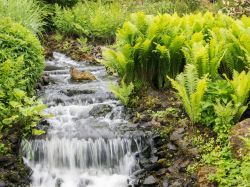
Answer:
[{"left": 169, "top": 64, "right": 208, "bottom": 123}]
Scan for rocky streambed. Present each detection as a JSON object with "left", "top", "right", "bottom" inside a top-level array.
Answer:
[{"left": 20, "top": 52, "right": 162, "bottom": 187}]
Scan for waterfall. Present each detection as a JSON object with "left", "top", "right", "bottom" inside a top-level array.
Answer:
[{"left": 21, "top": 53, "right": 148, "bottom": 187}]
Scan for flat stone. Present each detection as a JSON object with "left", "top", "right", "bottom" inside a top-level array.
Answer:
[{"left": 143, "top": 175, "right": 157, "bottom": 186}]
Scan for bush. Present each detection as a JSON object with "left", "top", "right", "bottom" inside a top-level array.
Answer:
[
  {"left": 0, "top": 19, "right": 46, "bottom": 141},
  {"left": 0, "top": 0, "right": 46, "bottom": 34},
  {"left": 53, "top": 1, "right": 127, "bottom": 41},
  {"left": 0, "top": 18, "right": 45, "bottom": 93},
  {"left": 0, "top": 57, "right": 46, "bottom": 136}
]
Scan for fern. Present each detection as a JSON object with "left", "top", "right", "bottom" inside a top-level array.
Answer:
[
  {"left": 225, "top": 70, "right": 250, "bottom": 121},
  {"left": 169, "top": 64, "right": 208, "bottom": 123},
  {"left": 183, "top": 35, "right": 226, "bottom": 78},
  {"left": 109, "top": 81, "right": 134, "bottom": 106}
]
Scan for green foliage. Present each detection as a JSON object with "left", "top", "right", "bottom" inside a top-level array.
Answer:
[
  {"left": 109, "top": 81, "right": 134, "bottom": 106},
  {"left": 183, "top": 37, "right": 226, "bottom": 78},
  {"left": 169, "top": 64, "right": 208, "bottom": 123},
  {"left": 0, "top": 0, "right": 46, "bottom": 34},
  {"left": 200, "top": 70, "right": 250, "bottom": 138},
  {"left": 0, "top": 57, "right": 46, "bottom": 136},
  {"left": 40, "top": 0, "right": 79, "bottom": 7},
  {"left": 225, "top": 70, "right": 250, "bottom": 121},
  {"left": 53, "top": 1, "right": 127, "bottom": 41},
  {"left": 0, "top": 18, "right": 45, "bottom": 93},
  {"left": 203, "top": 145, "right": 250, "bottom": 187},
  {"left": 102, "top": 12, "right": 250, "bottom": 89}
]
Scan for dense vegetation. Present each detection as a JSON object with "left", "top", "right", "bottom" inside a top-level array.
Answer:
[
  {"left": 0, "top": 18, "right": 45, "bottom": 153},
  {"left": 101, "top": 9, "right": 250, "bottom": 187},
  {"left": 0, "top": 0, "right": 249, "bottom": 186}
]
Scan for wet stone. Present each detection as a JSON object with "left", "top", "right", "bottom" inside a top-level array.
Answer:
[
  {"left": 143, "top": 175, "right": 157, "bottom": 186},
  {"left": 89, "top": 104, "right": 112, "bottom": 118},
  {"left": 61, "top": 89, "right": 96, "bottom": 97}
]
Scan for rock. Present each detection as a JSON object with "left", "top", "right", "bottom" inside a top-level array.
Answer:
[
  {"left": 169, "top": 180, "right": 183, "bottom": 187},
  {"left": 143, "top": 175, "right": 157, "bottom": 186},
  {"left": 132, "top": 169, "right": 145, "bottom": 177},
  {"left": 197, "top": 166, "right": 216, "bottom": 187},
  {"left": 89, "top": 104, "right": 112, "bottom": 118},
  {"left": 0, "top": 181, "right": 6, "bottom": 187},
  {"left": 229, "top": 118, "right": 250, "bottom": 159},
  {"left": 44, "top": 65, "right": 63, "bottom": 71},
  {"left": 70, "top": 67, "right": 96, "bottom": 81},
  {"left": 62, "top": 89, "right": 95, "bottom": 97},
  {"left": 55, "top": 178, "right": 63, "bottom": 187},
  {"left": 170, "top": 128, "right": 185, "bottom": 141},
  {"left": 167, "top": 143, "right": 177, "bottom": 151}
]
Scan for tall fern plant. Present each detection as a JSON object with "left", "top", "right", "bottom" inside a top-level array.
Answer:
[
  {"left": 169, "top": 64, "right": 208, "bottom": 123},
  {"left": 225, "top": 70, "right": 250, "bottom": 121},
  {"left": 182, "top": 36, "right": 226, "bottom": 79}
]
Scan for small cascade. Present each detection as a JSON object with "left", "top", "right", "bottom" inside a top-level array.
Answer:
[{"left": 21, "top": 53, "right": 151, "bottom": 187}]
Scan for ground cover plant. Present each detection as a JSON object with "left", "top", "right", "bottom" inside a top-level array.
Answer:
[{"left": 0, "top": 0, "right": 46, "bottom": 34}]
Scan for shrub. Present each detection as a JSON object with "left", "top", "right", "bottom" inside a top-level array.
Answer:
[
  {"left": 0, "top": 18, "right": 45, "bottom": 93},
  {"left": 0, "top": 0, "right": 46, "bottom": 34},
  {"left": 53, "top": 1, "right": 127, "bottom": 41},
  {"left": 0, "top": 57, "right": 46, "bottom": 135}
]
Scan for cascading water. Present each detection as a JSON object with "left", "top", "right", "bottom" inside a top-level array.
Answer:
[{"left": 21, "top": 53, "right": 150, "bottom": 187}]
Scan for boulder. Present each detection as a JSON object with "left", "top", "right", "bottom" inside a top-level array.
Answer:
[
  {"left": 143, "top": 175, "right": 157, "bottom": 186},
  {"left": 229, "top": 118, "right": 250, "bottom": 159},
  {"left": 89, "top": 104, "right": 112, "bottom": 118},
  {"left": 197, "top": 166, "right": 216, "bottom": 187},
  {"left": 70, "top": 67, "right": 96, "bottom": 81}
]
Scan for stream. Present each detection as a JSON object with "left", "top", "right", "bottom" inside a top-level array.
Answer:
[{"left": 21, "top": 53, "right": 153, "bottom": 187}]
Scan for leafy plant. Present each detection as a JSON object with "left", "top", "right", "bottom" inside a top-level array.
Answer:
[
  {"left": 169, "top": 64, "right": 208, "bottom": 123},
  {"left": 225, "top": 70, "right": 250, "bottom": 121},
  {"left": 0, "top": 18, "right": 45, "bottom": 93},
  {"left": 109, "top": 81, "right": 134, "bottom": 106},
  {"left": 203, "top": 144, "right": 250, "bottom": 187},
  {"left": 53, "top": 0, "right": 127, "bottom": 41},
  {"left": 0, "top": 57, "right": 46, "bottom": 136},
  {"left": 183, "top": 36, "right": 226, "bottom": 78},
  {"left": 0, "top": 0, "right": 46, "bottom": 34},
  {"left": 77, "top": 37, "right": 93, "bottom": 53}
]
